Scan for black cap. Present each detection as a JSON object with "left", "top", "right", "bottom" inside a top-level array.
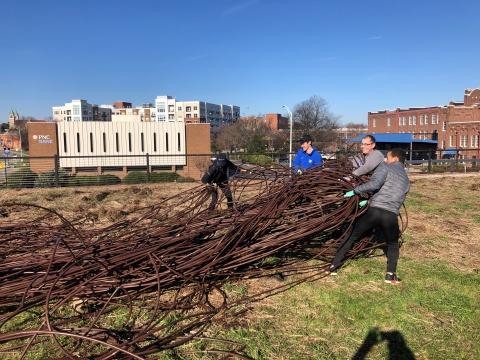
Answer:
[{"left": 298, "top": 134, "right": 313, "bottom": 144}]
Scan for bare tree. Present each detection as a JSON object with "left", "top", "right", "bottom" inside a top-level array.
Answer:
[
  {"left": 293, "top": 95, "right": 339, "bottom": 146},
  {"left": 215, "top": 116, "right": 271, "bottom": 153}
]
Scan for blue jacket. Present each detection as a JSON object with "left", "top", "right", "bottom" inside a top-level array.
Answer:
[{"left": 292, "top": 147, "right": 323, "bottom": 171}]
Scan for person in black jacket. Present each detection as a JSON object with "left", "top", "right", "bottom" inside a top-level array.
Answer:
[{"left": 201, "top": 154, "right": 238, "bottom": 210}]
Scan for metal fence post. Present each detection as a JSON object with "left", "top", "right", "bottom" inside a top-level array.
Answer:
[
  {"left": 3, "top": 158, "right": 7, "bottom": 188},
  {"left": 54, "top": 154, "right": 60, "bottom": 187},
  {"left": 427, "top": 152, "right": 432, "bottom": 173},
  {"left": 146, "top": 153, "right": 150, "bottom": 183}
]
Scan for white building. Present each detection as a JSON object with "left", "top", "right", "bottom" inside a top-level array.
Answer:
[
  {"left": 57, "top": 121, "right": 186, "bottom": 168},
  {"left": 53, "top": 96, "right": 240, "bottom": 126},
  {"left": 52, "top": 100, "right": 112, "bottom": 122}
]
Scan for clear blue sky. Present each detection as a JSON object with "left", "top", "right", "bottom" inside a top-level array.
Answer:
[{"left": 1, "top": 0, "right": 479, "bottom": 125}]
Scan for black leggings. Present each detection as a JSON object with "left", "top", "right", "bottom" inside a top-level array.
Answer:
[
  {"left": 332, "top": 207, "right": 400, "bottom": 273},
  {"left": 209, "top": 184, "right": 233, "bottom": 210}
]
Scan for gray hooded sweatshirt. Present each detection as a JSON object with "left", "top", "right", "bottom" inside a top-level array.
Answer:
[{"left": 354, "top": 161, "right": 410, "bottom": 215}]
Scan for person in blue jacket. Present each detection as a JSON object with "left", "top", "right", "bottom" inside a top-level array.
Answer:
[{"left": 292, "top": 134, "right": 323, "bottom": 174}]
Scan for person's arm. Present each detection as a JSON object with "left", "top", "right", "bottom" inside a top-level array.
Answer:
[
  {"left": 354, "top": 163, "right": 388, "bottom": 194},
  {"left": 292, "top": 150, "right": 302, "bottom": 171},
  {"left": 201, "top": 164, "right": 216, "bottom": 184},
  {"left": 352, "top": 152, "right": 384, "bottom": 176}
]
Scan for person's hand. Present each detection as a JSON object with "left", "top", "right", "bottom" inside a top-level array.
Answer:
[
  {"left": 344, "top": 190, "right": 355, "bottom": 198},
  {"left": 296, "top": 169, "right": 302, "bottom": 176},
  {"left": 359, "top": 200, "right": 368, "bottom": 208}
]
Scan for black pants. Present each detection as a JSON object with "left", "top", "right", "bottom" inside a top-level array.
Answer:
[
  {"left": 332, "top": 207, "right": 400, "bottom": 273},
  {"left": 209, "top": 183, "right": 233, "bottom": 210}
]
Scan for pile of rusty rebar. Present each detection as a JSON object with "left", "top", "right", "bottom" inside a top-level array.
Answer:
[{"left": 0, "top": 160, "right": 406, "bottom": 359}]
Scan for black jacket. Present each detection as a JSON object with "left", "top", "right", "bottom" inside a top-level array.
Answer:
[{"left": 201, "top": 158, "right": 238, "bottom": 185}]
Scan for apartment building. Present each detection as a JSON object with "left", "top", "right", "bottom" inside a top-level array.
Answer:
[
  {"left": 52, "top": 100, "right": 112, "bottom": 122},
  {"left": 54, "top": 97, "right": 240, "bottom": 127},
  {"left": 368, "top": 88, "right": 480, "bottom": 157},
  {"left": 154, "top": 96, "right": 240, "bottom": 126}
]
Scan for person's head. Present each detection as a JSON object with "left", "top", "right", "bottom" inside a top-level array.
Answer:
[
  {"left": 387, "top": 148, "right": 406, "bottom": 164},
  {"left": 299, "top": 134, "right": 313, "bottom": 152},
  {"left": 360, "top": 135, "right": 376, "bottom": 155}
]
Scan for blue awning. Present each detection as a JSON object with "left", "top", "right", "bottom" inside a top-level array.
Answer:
[{"left": 348, "top": 133, "right": 437, "bottom": 144}]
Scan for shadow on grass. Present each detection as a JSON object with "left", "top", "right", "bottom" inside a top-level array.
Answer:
[{"left": 352, "top": 327, "right": 416, "bottom": 360}]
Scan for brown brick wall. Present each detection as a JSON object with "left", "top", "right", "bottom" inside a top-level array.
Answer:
[
  {"left": 26, "top": 122, "right": 59, "bottom": 173},
  {"left": 178, "top": 123, "right": 211, "bottom": 180},
  {"left": 265, "top": 113, "right": 289, "bottom": 130}
]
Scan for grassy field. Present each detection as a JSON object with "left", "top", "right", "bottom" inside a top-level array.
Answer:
[
  {"left": 163, "top": 175, "right": 480, "bottom": 360},
  {"left": 1, "top": 175, "right": 479, "bottom": 359}
]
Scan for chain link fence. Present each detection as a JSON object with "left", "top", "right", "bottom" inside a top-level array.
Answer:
[{"left": 1, "top": 149, "right": 478, "bottom": 189}]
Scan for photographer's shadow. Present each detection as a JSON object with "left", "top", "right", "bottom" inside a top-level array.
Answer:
[{"left": 352, "top": 327, "right": 416, "bottom": 360}]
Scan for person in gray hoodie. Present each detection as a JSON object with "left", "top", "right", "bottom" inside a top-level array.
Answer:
[
  {"left": 351, "top": 134, "right": 385, "bottom": 177},
  {"left": 329, "top": 148, "right": 410, "bottom": 284}
]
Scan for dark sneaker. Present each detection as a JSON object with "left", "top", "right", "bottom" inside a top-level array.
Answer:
[
  {"left": 384, "top": 273, "right": 401, "bottom": 285},
  {"left": 325, "top": 264, "right": 338, "bottom": 276}
]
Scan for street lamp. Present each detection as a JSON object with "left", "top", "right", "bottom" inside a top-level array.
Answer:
[{"left": 282, "top": 105, "right": 293, "bottom": 167}]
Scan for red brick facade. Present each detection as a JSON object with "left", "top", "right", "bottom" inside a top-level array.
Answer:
[
  {"left": 368, "top": 89, "right": 480, "bottom": 158},
  {"left": 264, "top": 113, "right": 289, "bottom": 130}
]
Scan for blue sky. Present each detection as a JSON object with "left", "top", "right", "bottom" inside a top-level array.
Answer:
[{"left": 1, "top": 0, "right": 479, "bottom": 124}]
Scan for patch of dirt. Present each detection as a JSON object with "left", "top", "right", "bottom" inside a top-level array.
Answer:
[{"left": 402, "top": 175, "right": 480, "bottom": 272}]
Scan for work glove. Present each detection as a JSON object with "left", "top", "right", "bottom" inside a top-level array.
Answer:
[
  {"left": 296, "top": 169, "right": 302, "bottom": 176},
  {"left": 359, "top": 200, "right": 368, "bottom": 208},
  {"left": 344, "top": 190, "right": 355, "bottom": 198}
]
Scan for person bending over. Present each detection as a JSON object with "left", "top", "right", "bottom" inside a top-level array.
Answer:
[
  {"left": 201, "top": 153, "right": 238, "bottom": 210},
  {"left": 329, "top": 148, "right": 410, "bottom": 284}
]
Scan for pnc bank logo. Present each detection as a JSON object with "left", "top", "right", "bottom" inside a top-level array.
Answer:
[{"left": 32, "top": 134, "right": 53, "bottom": 144}]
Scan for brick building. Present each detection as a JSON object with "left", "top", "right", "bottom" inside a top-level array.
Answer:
[
  {"left": 264, "top": 113, "right": 289, "bottom": 130},
  {"left": 368, "top": 88, "right": 480, "bottom": 158}
]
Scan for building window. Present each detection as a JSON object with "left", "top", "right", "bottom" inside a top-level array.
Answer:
[
  {"left": 103, "top": 133, "right": 107, "bottom": 152},
  {"left": 442, "top": 121, "right": 446, "bottom": 131},
  {"left": 186, "top": 113, "right": 191, "bottom": 118},
  {"left": 420, "top": 115, "right": 424, "bottom": 125},
  {"left": 408, "top": 116, "right": 412, "bottom": 125},
  {"left": 403, "top": 117, "right": 406, "bottom": 126},
  {"left": 472, "top": 135, "right": 479, "bottom": 148},
  {"left": 141, "top": 133, "right": 144, "bottom": 152},
  {"left": 194, "top": 106, "right": 198, "bottom": 110},
  {"left": 449, "top": 135, "right": 453, "bottom": 147},
  {"left": 63, "top": 133, "right": 67, "bottom": 153},
  {"left": 372, "top": 119, "right": 376, "bottom": 128},
  {"left": 194, "top": 113, "right": 198, "bottom": 118},
  {"left": 153, "top": 133, "right": 157, "bottom": 152},
  {"left": 178, "top": 106, "right": 182, "bottom": 111},
  {"left": 115, "top": 133, "right": 119, "bottom": 152},
  {"left": 76, "top": 133, "right": 81, "bottom": 153},
  {"left": 431, "top": 114, "right": 437, "bottom": 125},
  {"left": 165, "top": 133, "right": 169, "bottom": 152},
  {"left": 412, "top": 116, "right": 416, "bottom": 125},
  {"left": 159, "top": 108, "right": 165, "bottom": 112},
  {"left": 128, "top": 133, "right": 132, "bottom": 152},
  {"left": 168, "top": 114, "right": 174, "bottom": 120},
  {"left": 398, "top": 117, "right": 402, "bottom": 126},
  {"left": 177, "top": 132, "right": 181, "bottom": 152},
  {"left": 442, "top": 140, "right": 445, "bottom": 149},
  {"left": 89, "top": 132, "right": 94, "bottom": 153},
  {"left": 387, "top": 118, "right": 391, "bottom": 127},
  {"left": 460, "top": 135, "right": 467, "bottom": 148},
  {"left": 186, "top": 106, "right": 191, "bottom": 112},
  {"left": 168, "top": 105, "right": 175, "bottom": 112}
]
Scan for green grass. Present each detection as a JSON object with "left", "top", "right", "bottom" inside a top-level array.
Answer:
[{"left": 176, "top": 257, "right": 479, "bottom": 360}]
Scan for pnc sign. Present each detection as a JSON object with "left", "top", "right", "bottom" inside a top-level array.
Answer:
[{"left": 32, "top": 134, "right": 53, "bottom": 144}]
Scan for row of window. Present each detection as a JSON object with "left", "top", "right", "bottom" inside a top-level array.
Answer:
[
  {"left": 63, "top": 132, "right": 182, "bottom": 154},
  {"left": 449, "top": 134, "right": 479, "bottom": 148},
  {"left": 398, "top": 114, "right": 439, "bottom": 126}
]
